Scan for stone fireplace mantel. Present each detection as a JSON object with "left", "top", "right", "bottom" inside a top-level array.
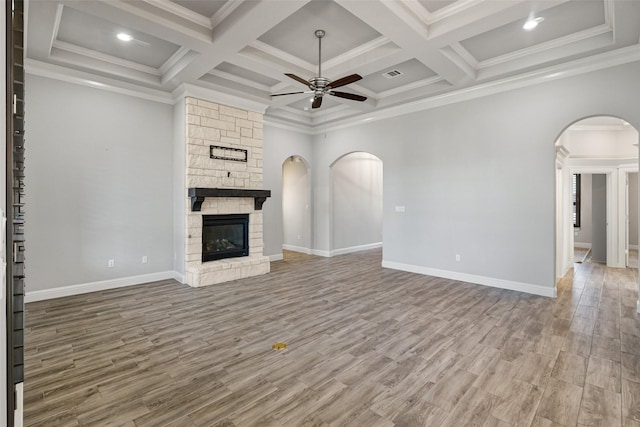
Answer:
[{"left": 188, "top": 188, "right": 271, "bottom": 212}]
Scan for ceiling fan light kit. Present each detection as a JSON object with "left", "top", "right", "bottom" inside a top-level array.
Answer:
[{"left": 271, "top": 29, "right": 367, "bottom": 109}]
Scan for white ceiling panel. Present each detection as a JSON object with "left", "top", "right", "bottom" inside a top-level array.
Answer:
[
  {"left": 418, "top": 0, "right": 458, "bottom": 14},
  {"left": 214, "top": 62, "right": 281, "bottom": 87},
  {"left": 359, "top": 59, "right": 438, "bottom": 93},
  {"left": 56, "top": 6, "right": 181, "bottom": 69},
  {"left": 459, "top": 0, "right": 606, "bottom": 62},
  {"left": 25, "top": 0, "right": 640, "bottom": 128},
  {"left": 257, "top": 1, "right": 380, "bottom": 65},
  {"left": 170, "top": 0, "right": 228, "bottom": 18}
]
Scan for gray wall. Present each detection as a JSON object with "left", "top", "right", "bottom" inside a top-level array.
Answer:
[
  {"left": 173, "top": 99, "right": 185, "bottom": 277},
  {"left": 282, "top": 157, "right": 310, "bottom": 250},
  {"left": 24, "top": 75, "right": 174, "bottom": 291},
  {"left": 630, "top": 172, "right": 639, "bottom": 247},
  {"left": 263, "top": 124, "right": 313, "bottom": 258},
  {"left": 575, "top": 174, "right": 593, "bottom": 245},
  {"left": 331, "top": 152, "right": 383, "bottom": 250},
  {"left": 310, "top": 61, "right": 640, "bottom": 290},
  {"left": 591, "top": 174, "right": 607, "bottom": 262}
]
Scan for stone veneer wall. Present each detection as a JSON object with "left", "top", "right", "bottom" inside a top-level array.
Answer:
[{"left": 184, "top": 97, "right": 270, "bottom": 287}]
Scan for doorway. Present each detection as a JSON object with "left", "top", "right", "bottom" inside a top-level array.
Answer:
[
  {"left": 281, "top": 155, "right": 311, "bottom": 255},
  {"left": 555, "top": 116, "right": 639, "bottom": 279}
]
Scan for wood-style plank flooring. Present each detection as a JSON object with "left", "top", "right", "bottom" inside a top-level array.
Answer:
[{"left": 24, "top": 250, "right": 640, "bottom": 426}]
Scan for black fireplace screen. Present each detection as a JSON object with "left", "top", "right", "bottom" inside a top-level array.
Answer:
[{"left": 202, "top": 214, "right": 249, "bottom": 262}]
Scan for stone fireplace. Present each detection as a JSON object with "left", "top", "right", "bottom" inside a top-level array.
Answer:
[{"left": 184, "top": 97, "right": 270, "bottom": 287}]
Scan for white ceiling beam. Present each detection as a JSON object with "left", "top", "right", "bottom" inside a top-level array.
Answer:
[
  {"left": 60, "top": 0, "right": 212, "bottom": 51},
  {"left": 427, "top": 0, "right": 570, "bottom": 47},
  {"left": 165, "top": 1, "right": 312, "bottom": 86},
  {"left": 26, "top": 2, "right": 62, "bottom": 60},
  {"left": 336, "top": 0, "right": 472, "bottom": 85}
]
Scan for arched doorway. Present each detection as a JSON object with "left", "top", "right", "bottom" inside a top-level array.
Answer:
[
  {"left": 282, "top": 155, "right": 311, "bottom": 255},
  {"left": 555, "top": 116, "right": 639, "bottom": 283},
  {"left": 330, "top": 152, "right": 383, "bottom": 255}
]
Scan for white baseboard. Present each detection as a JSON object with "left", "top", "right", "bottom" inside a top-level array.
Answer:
[
  {"left": 381, "top": 260, "right": 557, "bottom": 298},
  {"left": 282, "top": 244, "right": 311, "bottom": 254},
  {"left": 310, "top": 242, "right": 383, "bottom": 258},
  {"left": 25, "top": 271, "right": 178, "bottom": 303},
  {"left": 331, "top": 242, "right": 382, "bottom": 256},
  {"left": 269, "top": 253, "right": 284, "bottom": 261},
  {"left": 574, "top": 242, "right": 592, "bottom": 249},
  {"left": 172, "top": 271, "right": 185, "bottom": 284},
  {"left": 15, "top": 382, "right": 23, "bottom": 427},
  {"left": 630, "top": 245, "right": 639, "bottom": 250},
  {"left": 311, "top": 249, "right": 332, "bottom": 257},
  {"left": 637, "top": 299, "right": 640, "bottom": 314}
]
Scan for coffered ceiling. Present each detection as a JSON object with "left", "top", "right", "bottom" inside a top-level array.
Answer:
[{"left": 25, "top": 0, "right": 640, "bottom": 129}]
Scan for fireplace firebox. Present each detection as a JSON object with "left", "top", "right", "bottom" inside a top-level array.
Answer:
[{"left": 202, "top": 214, "right": 249, "bottom": 262}]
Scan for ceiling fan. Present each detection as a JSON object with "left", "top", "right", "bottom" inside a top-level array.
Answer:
[{"left": 271, "top": 29, "right": 367, "bottom": 109}]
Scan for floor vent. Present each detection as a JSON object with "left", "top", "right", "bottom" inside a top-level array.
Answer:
[{"left": 383, "top": 69, "right": 403, "bottom": 78}]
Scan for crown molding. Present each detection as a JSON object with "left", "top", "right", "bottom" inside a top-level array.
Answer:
[
  {"left": 172, "top": 83, "right": 270, "bottom": 113},
  {"left": 25, "top": 58, "right": 173, "bottom": 104},
  {"left": 52, "top": 40, "right": 162, "bottom": 76},
  {"left": 310, "top": 45, "right": 640, "bottom": 135},
  {"left": 143, "top": 0, "right": 212, "bottom": 29},
  {"left": 263, "top": 118, "right": 315, "bottom": 135}
]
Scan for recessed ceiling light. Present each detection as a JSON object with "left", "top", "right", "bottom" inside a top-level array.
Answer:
[
  {"left": 117, "top": 32, "right": 134, "bottom": 42},
  {"left": 309, "top": 98, "right": 314, "bottom": 102},
  {"left": 523, "top": 16, "right": 544, "bottom": 31}
]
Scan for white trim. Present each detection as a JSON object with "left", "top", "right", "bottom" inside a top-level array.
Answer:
[
  {"left": 331, "top": 242, "right": 382, "bottom": 256},
  {"left": 323, "top": 36, "right": 391, "bottom": 71},
  {"left": 207, "top": 69, "right": 273, "bottom": 92},
  {"left": 144, "top": 0, "right": 213, "bottom": 29},
  {"left": 172, "top": 271, "right": 185, "bottom": 284},
  {"left": 263, "top": 119, "right": 315, "bottom": 135},
  {"left": 311, "top": 45, "right": 640, "bottom": 134},
  {"left": 376, "top": 76, "right": 444, "bottom": 99},
  {"left": 249, "top": 40, "right": 316, "bottom": 74},
  {"left": 50, "top": 4, "right": 64, "bottom": 56},
  {"left": 210, "top": 0, "right": 244, "bottom": 30},
  {"left": 574, "top": 242, "right": 593, "bottom": 249},
  {"left": 25, "top": 59, "right": 173, "bottom": 104},
  {"left": 14, "top": 382, "right": 22, "bottom": 427},
  {"left": 24, "top": 271, "right": 177, "bottom": 303},
  {"left": 311, "top": 249, "right": 332, "bottom": 257},
  {"left": 637, "top": 299, "right": 640, "bottom": 314},
  {"left": 269, "top": 253, "right": 284, "bottom": 262},
  {"left": 478, "top": 24, "right": 612, "bottom": 69},
  {"left": 381, "top": 260, "right": 557, "bottom": 298},
  {"left": 159, "top": 47, "right": 191, "bottom": 76},
  {"left": 52, "top": 40, "right": 162, "bottom": 76},
  {"left": 282, "top": 244, "right": 311, "bottom": 254},
  {"left": 172, "top": 83, "right": 269, "bottom": 113}
]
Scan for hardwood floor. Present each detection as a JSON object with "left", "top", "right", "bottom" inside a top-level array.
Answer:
[{"left": 24, "top": 250, "right": 640, "bottom": 426}]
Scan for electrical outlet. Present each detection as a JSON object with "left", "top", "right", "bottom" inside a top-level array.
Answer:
[
  {"left": 108, "top": 259, "right": 115, "bottom": 268},
  {"left": 455, "top": 254, "right": 461, "bottom": 262},
  {"left": 142, "top": 256, "right": 148, "bottom": 264}
]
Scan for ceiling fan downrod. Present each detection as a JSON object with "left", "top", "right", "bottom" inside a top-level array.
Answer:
[{"left": 315, "top": 29, "right": 325, "bottom": 78}]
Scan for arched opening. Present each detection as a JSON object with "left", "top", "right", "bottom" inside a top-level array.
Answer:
[
  {"left": 281, "top": 155, "right": 311, "bottom": 257},
  {"left": 555, "top": 116, "right": 639, "bottom": 289},
  {"left": 330, "top": 152, "right": 383, "bottom": 255}
]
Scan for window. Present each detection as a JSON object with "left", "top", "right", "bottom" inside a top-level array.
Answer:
[{"left": 573, "top": 174, "right": 581, "bottom": 227}]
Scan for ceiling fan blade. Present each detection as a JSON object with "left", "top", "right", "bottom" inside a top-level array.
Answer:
[
  {"left": 329, "top": 91, "right": 367, "bottom": 102},
  {"left": 270, "top": 91, "right": 306, "bottom": 97},
  {"left": 312, "top": 96, "right": 323, "bottom": 109},
  {"left": 327, "top": 74, "right": 362, "bottom": 89},
  {"left": 285, "top": 73, "right": 311, "bottom": 88}
]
